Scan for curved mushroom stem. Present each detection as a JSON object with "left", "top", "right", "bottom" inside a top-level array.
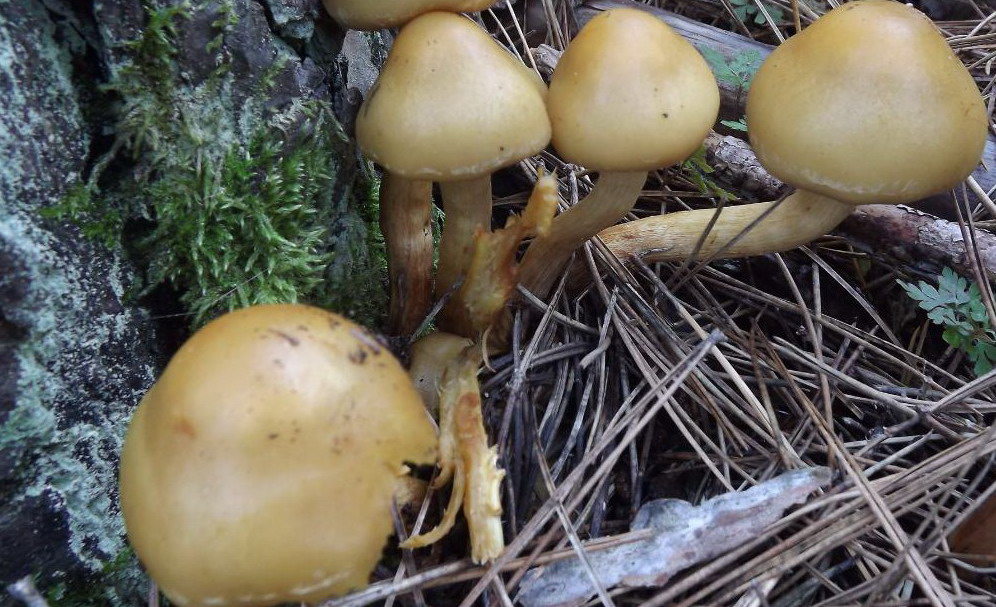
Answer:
[
  {"left": 381, "top": 173, "right": 434, "bottom": 336},
  {"left": 596, "top": 189, "right": 853, "bottom": 266},
  {"left": 517, "top": 170, "right": 646, "bottom": 301},
  {"left": 437, "top": 177, "right": 493, "bottom": 299},
  {"left": 440, "top": 173, "right": 560, "bottom": 338}
]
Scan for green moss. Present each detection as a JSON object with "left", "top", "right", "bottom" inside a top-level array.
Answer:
[
  {"left": 141, "top": 103, "right": 384, "bottom": 326},
  {"left": 48, "top": 0, "right": 387, "bottom": 328},
  {"left": 40, "top": 182, "right": 123, "bottom": 247}
]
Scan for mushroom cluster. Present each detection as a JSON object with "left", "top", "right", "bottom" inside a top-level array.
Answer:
[
  {"left": 595, "top": 0, "right": 987, "bottom": 267},
  {"left": 119, "top": 304, "right": 436, "bottom": 606},
  {"left": 142, "top": 2, "right": 985, "bottom": 600},
  {"left": 331, "top": 0, "right": 551, "bottom": 336},
  {"left": 328, "top": 2, "right": 720, "bottom": 565},
  {"left": 324, "top": 0, "right": 556, "bottom": 565}
]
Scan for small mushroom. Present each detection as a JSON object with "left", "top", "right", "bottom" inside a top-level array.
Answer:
[
  {"left": 119, "top": 304, "right": 437, "bottom": 607},
  {"left": 409, "top": 331, "right": 473, "bottom": 413},
  {"left": 322, "top": 0, "right": 500, "bottom": 337},
  {"left": 516, "top": 7, "right": 719, "bottom": 300},
  {"left": 596, "top": 0, "right": 987, "bottom": 266},
  {"left": 356, "top": 11, "right": 551, "bottom": 304}
]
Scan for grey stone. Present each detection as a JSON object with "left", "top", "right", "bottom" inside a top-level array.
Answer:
[
  {"left": 0, "top": 0, "right": 158, "bottom": 601},
  {"left": 262, "top": 0, "right": 322, "bottom": 40}
]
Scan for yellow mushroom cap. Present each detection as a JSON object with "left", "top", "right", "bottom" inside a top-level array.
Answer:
[
  {"left": 119, "top": 304, "right": 437, "bottom": 607},
  {"left": 546, "top": 8, "right": 720, "bottom": 172},
  {"left": 321, "top": 0, "right": 496, "bottom": 31},
  {"left": 355, "top": 11, "right": 551, "bottom": 181},
  {"left": 746, "top": 0, "right": 987, "bottom": 206}
]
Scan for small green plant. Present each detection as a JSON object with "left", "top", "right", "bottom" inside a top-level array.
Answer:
[
  {"left": 898, "top": 267, "right": 996, "bottom": 375},
  {"left": 700, "top": 47, "right": 763, "bottom": 93},
  {"left": 681, "top": 145, "right": 737, "bottom": 202},
  {"left": 731, "top": 0, "right": 786, "bottom": 26},
  {"left": 41, "top": 182, "right": 123, "bottom": 248},
  {"left": 700, "top": 48, "right": 762, "bottom": 134},
  {"left": 720, "top": 116, "right": 749, "bottom": 132}
]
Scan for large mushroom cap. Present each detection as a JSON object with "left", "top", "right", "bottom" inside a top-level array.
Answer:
[
  {"left": 746, "top": 0, "right": 987, "bottom": 206},
  {"left": 546, "top": 8, "right": 720, "bottom": 172},
  {"left": 356, "top": 11, "right": 551, "bottom": 181},
  {"left": 322, "top": 0, "right": 496, "bottom": 31},
  {"left": 119, "top": 304, "right": 437, "bottom": 607}
]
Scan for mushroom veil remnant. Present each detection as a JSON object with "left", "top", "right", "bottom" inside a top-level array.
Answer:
[
  {"left": 119, "top": 304, "right": 437, "bottom": 607},
  {"left": 597, "top": 0, "right": 987, "bottom": 266}
]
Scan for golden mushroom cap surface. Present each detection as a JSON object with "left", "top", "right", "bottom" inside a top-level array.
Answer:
[
  {"left": 321, "top": 0, "right": 496, "bottom": 31},
  {"left": 746, "top": 0, "right": 987, "bottom": 206},
  {"left": 546, "top": 8, "right": 720, "bottom": 172},
  {"left": 119, "top": 304, "right": 437, "bottom": 607},
  {"left": 356, "top": 11, "right": 551, "bottom": 181}
]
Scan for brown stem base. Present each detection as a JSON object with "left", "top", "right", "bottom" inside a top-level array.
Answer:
[{"left": 381, "top": 174, "right": 434, "bottom": 336}]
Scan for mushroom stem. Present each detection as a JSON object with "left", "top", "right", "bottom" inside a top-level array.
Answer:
[
  {"left": 596, "top": 189, "right": 852, "bottom": 266},
  {"left": 518, "top": 170, "right": 646, "bottom": 300},
  {"left": 437, "top": 177, "right": 493, "bottom": 299},
  {"left": 441, "top": 173, "right": 559, "bottom": 338},
  {"left": 381, "top": 173, "right": 434, "bottom": 335}
]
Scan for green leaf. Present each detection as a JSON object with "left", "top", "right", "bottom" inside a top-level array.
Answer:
[
  {"left": 918, "top": 282, "right": 940, "bottom": 302},
  {"left": 720, "top": 118, "right": 749, "bottom": 132},
  {"left": 900, "top": 267, "right": 996, "bottom": 376},
  {"left": 897, "top": 280, "right": 925, "bottom": 301},
  {"left": 969, "top": 300, "right": 989, "bottom": 323},
  {"left": 927, "top": 307, "right": 956, "bottom": 325}
]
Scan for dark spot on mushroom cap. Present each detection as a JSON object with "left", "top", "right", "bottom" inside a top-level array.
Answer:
[
  {"left": 173, "top": 418, "right": 196, "bottom": 438},
  {"left": 350, "top": 328, "right": 384, "bottom": 354},
  {"left": 267, "top": 329, "right": 300, "bottom": 347},
  {"left": 268, "top": 433, "right": 279, "bottom": 440}
]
